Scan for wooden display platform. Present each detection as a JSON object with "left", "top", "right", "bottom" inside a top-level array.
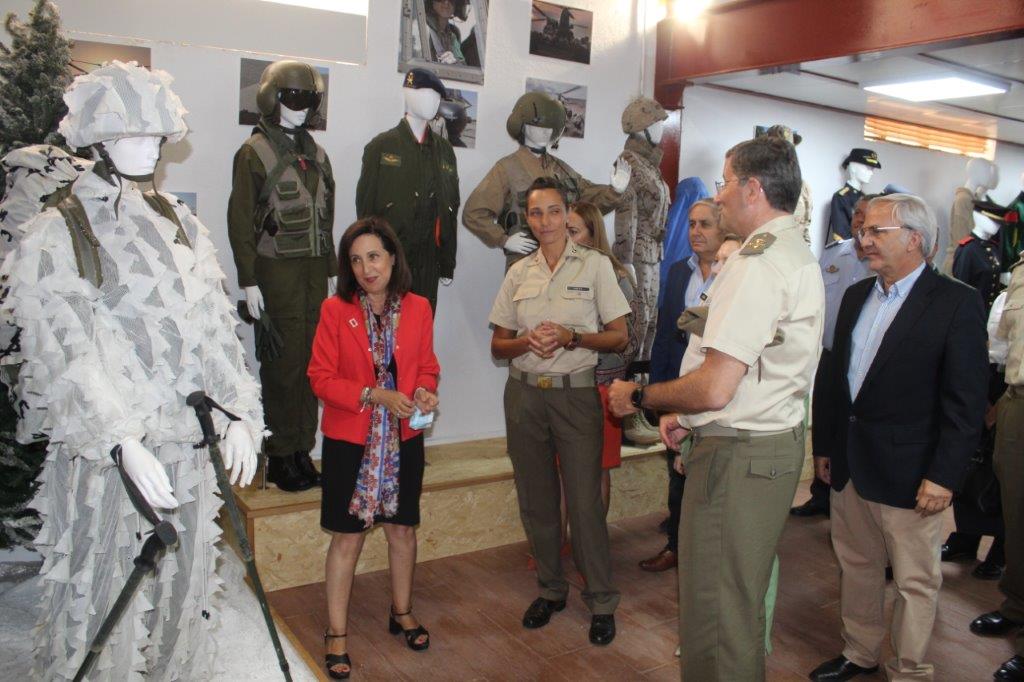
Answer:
[{"left": 221, "top": 437, "right": 670, "bottom": 592}]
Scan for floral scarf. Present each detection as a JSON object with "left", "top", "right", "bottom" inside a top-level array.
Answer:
[{"left": 348, "top": 293, "right": 402, "bottom": 528}]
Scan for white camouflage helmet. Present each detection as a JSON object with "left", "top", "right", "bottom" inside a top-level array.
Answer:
[{"left": 58, "top": 60, "right": 188, "bottom": 149}]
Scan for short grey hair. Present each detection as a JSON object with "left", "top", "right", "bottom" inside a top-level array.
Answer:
[{"left": 868, "top": 193, "right": 937, "bottom": 258}]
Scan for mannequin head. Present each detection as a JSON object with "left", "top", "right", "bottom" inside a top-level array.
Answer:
[
  {"left": 404, "top": 88, "right": 442, "bottom": 122},
  {"left": 507, "top": 92, "right": 566, "bottom": 145},
  {"left": 973, "top": 213, "right": 1000, "bottom": 240},
  {"left": 103, "top": 136, "right": 162, "bottom": 177},
  {"left": 523, "top": 124, "right": 555, "bottom": 150},
  {"left": 847, "top": 161, "right": 875, "bottom": 189},
  {"left": 966, "top": 158, "right": 999, "bottom": 194},
  {"left": 278, "top": 105, "right": 309, "bottom": 129},
  {"left": 645, "top": 120, "right": 665, "bottom": 145},
  {"left": 620, "top": 96, "right": 667, "bottom": 146}
]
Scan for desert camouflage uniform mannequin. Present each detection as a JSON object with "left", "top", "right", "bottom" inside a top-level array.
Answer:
[
  {"left": 614, "top": 97, "right": 670, "bottom": 363},
  {"left": 0, "top": 61, "right": 264, "bottom": 681}
]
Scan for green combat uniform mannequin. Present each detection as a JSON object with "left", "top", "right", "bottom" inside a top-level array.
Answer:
[
  {"left": 356, "top": 68, "right": 460, "bottom": 311},
  {"left": 463, "top": 92, "right": 623, "bottom": 270},
  {"left": 227, "top": 59, "right": 337, "bottom": 491}
]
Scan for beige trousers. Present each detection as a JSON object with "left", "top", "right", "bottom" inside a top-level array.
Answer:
[{"left": 830, "top": 483, "right": 945, "bottom": 681}]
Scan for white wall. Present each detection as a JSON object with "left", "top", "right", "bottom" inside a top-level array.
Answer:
[
  {"left": 2, "top": 0, "right": 655, "bottom": 444},
  {"left": 677, "top": 86, "right": 1024, "bottom": 259}
]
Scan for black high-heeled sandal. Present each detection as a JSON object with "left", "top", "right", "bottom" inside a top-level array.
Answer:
[
  {"left": 388, "top": 606, "right": 430, "bottom": 651},
  {"left": 323, "top": 629, "right": 351, "bottom": 679}
]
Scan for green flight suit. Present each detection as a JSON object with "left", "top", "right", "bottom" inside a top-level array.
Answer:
[
  {"left": 227, "top": 119, "right": 337, "bottom": 460},
  {"left": 356, "top": 118, "right": 460, "bottom": 311}
]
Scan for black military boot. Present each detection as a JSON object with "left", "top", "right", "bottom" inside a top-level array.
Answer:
[
  {"left": 267, "top": 454, "right": 315, "bottom": 492},
  {"left": 293, "top": 451, "right": 321, "bottom": 486}
]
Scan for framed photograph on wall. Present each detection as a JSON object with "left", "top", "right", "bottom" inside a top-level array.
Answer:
[
  {"left": 238, "top": 58, "right": 331, "bottom": 131},
  {"left": 529, "top": 1, "right": 592, "bottom": 65},
  {"left": 399, "top": 0, "right": 488, "bottom": 85},
  {"left": 525, "top": 78, "right": 587, "bottom": 138},
  {"left": 430, "top": 89, "right": 478, "bottom": 148}
]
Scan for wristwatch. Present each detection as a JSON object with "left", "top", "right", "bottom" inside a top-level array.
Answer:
[
  {"left": 630, "top": 384, "right": 645, "bottom": 409},
  {"left": 565, "top": 329, "right": 583, "bottom": 351}
]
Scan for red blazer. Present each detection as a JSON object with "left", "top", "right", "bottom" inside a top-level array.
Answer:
[{"left": 308, "top": 293, "right": 440, "bottom": 443}]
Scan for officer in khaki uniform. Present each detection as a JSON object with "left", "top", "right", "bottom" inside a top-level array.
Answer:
[
  {"left": 464, "top": 92, "right": 625, "bottom": 269},
  {"left": 228, "top": 60, "right": 337, "bottom": 491},
  {"left": 971, "top": 256, "right": 1024, "bottom": 681},
  {"left": 610, "top": 136, "right": 824, "bottom": 681},
  {"left": 489, "top": 177, "right": 631, "bottom": 646}
]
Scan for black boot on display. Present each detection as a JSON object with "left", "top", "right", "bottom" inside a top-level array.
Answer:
[
  {"left": 267, "top": 454, "right": 316, "bottom": 492},
  {"left": 293, "top": 450, "right": 321, "bottom": 486},
  {"left": 808, "top": 655, "right": 879, "bottom": 681},
  {"left": 995, "top": 656, "right": 1024, "bottom": 681}
]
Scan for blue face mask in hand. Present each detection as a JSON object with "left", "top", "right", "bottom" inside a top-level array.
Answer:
[{"left": 409, "top": 407, "right": 434, "bottom": 430}]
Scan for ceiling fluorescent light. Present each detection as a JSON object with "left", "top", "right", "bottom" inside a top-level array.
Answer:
[
  {"left": 258, "top": 0, "right": 368, "bottom": 15},
  {"left": 864, "top": 75, "right": 1007, "bottom": 102}
]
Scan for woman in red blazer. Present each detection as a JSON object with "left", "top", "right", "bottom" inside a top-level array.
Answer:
[{"left": 308, "top": 217, "right": 439, "bottom": 679}]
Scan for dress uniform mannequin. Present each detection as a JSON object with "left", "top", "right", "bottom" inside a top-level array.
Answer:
[
  {"left": 228, "top": 59, "right": 336, "bottom": 492},
  {"left": 954, "top": 212, "right": 1003, "bottom": 311},
  {"left": 1003, "top": 172, "right": 1024, "bottom": 273},
  {"left": 942, "top": 158, "right": 999, "bottom": 275},
  {"left": 356, "top": 68, "right": 459, "bottom": 311},
  {"left": 827, "top": 148, "right": 880, "bottom": 242},
  {"left": 463, "top": 91, "right": 630, "bottom": 269}
]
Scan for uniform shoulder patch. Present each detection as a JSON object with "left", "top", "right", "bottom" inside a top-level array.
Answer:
[
  {"left": 824, "top": 239, "right": 841, "bottom": 249},
  {"left": 958, "top": 235, "right": 975, "bottom": 246},
  {"left": 380, "top": 152, "right": 401, "bottom": 167},
  {"left": 739, "top": 232, "right": 776, "bottom": 255},
  {"left": 838, "top": 186, "right": 850, "bottom": 196},
  {"left": 825, "top": 265, "right": 839, "bottom": 273}
]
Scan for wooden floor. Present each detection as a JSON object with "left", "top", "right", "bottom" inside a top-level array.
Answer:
[{"left": 267, "top": 481, "right": 1016, "bottom": 681}]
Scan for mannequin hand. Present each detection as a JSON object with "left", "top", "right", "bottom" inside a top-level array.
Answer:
[
  {"left": 222, "top": 421, "right": 257, "bottom": 487},
  {"left": 121, "top": 437, "right": 178, "bottom": 510},
  {"left": 623, "top": 262, "right": 637, "bottom": 283},
  {"left": 437, "top": 51, "right": 458, "bottom": 65},
  {"left": 611, "top": 157, "right": 632, "bottom": 193},
  {"left": 327, "top": 276, "right": 338, "bottom": 296},
  {"left": 504, "top": 232, "right": 539, "bottom": 255},
  {"left": 441, "top": 278, "right": 453, "bottom": 286},
  {"left": 371, "top": 388, "right": 415, "bottom": 419},
  {"left": 413, "top": 387, "right": 439, "bottom": 414},
  {"left": 244, "top": 285, "right": 264, "bottom": 319}
]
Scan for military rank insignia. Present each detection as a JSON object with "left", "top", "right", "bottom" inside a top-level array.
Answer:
[
  {"left": 405, "top": 72, "right": 415, "bottom": 87},
  {"left": 381, "top": 152, "right": 402, "bottom": 167},
  {"left": 826, "top": 265, "right": 839, "bottom": 273},
  {"left": 740, "top": 232, "right": 776, "bottom": 255}
]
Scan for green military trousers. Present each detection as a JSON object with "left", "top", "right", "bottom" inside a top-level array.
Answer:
[
  {"left": 254, "top": 255, "right": 329, "bottom": 459},
  {"left": 995, "top": 387, "right": 1024, "bottom": 658},
  {"left": 678, "top": 426, "right": 805, "bottom": 681},
  {"left": 503, "top": 376, "right": 620, "bottom": 615}
]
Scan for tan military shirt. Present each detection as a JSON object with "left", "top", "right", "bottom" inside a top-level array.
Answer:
[
  {"left": 677, "top": 215, "right": 824, "bottom": 430},
  {"left": 489, "top": 240, "right": 631, "bottom": 375},
  {"left": 998, "top": 259, "right": 1024, "bottom": 387}
]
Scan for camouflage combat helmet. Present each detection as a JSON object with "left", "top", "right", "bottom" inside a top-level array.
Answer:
[
  {"left": 621, "top": 97, "right": 667, "bottom": 134},
  {"left": 256, "top": 60, "right": 325, "bottom": 119},
  {"left": 58, "top": 60, "right": 188, "bottom": 149},
  {"left": 506, "top": 92, "right": 566, "bottom": 141}
]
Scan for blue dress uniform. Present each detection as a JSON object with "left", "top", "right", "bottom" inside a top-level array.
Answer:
[
  {"left": 954, "top": 235, "right": 1003, "bottom": 311},
  {"left": 827, "top": 184, "right": 862, "bottom": 243}
]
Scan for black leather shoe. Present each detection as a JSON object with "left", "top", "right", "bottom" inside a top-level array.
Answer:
[
  {"left": 790, "top": 499, "right": 829, "bottom": 517},
  {"left": 970, "top": 611, "right": 1022, "bottom": 636},
  {"left": 589, "top": 614, "right": 615, "bottom": 645},
  {"left": 972, "top": 558, "right": 1004, "bottom": 580},
  {"left": 941, "top": 536, "right": 980, "bottom": 562},
  {"left": 809, "top": 655, "right": 879, "bottom": 681},
  {"left": 293, "top": 450, "right": 321, "bottom": 486},
  {"left": 267, "top": 455, "right": 316, "bottom": 492},
  {"left": 522, "top": 597, "right": 566, "bottom": 629},
  {"left": 995, "top": 655, "right": 1024, "bottom": 680}
]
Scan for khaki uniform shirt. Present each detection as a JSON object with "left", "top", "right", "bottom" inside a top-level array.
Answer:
[
  {"left": 489, "top": 241, "right": 631, "bottom": 375},
  {"left": 678, "top": 215, "right": 824, "bottom": 430},
  {"left": 998, "top": 258, "right": 1024, "bottom": 387}
]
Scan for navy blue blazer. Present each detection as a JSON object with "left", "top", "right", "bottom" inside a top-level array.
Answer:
[
  {"left": 817, "top": 265, "right": 988, "bottom": 509},
  {"left": 650, "top": 258, "right": 695, "bottom": 385}
]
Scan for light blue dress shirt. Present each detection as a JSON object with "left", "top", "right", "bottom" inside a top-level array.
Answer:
[
  {"left": 683, "top": 253, "right": 713, "bottom": 308},
  {"left": 847, "top": 262, "right": 927, "bottom": 399}
]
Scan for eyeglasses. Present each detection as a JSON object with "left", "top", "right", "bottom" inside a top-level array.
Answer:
[
  {"left": 853, "top": 225, "right": 906, "bottom": 242},
  {"left": 714, "top": 177, "right": 746, "bottom": 193}
]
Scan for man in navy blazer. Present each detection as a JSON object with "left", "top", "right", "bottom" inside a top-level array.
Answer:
[{"left": 809, "top": 194, "right": 988, "bottom": 682}]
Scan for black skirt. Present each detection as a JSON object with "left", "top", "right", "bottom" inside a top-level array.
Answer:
[{"left": 320, "top": 433, "right": 425, "bottom": 533}]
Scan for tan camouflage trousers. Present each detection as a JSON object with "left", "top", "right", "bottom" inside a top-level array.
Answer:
[{"left": 631, "top": 261, "right": 660, "bottom": 363}]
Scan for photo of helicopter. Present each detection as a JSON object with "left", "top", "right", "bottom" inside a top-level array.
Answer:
[{"left": 529, "top": 1, "right": 592, "bottom": 65}]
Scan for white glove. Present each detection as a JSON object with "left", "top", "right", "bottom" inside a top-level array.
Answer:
[
  {"left": 504, "top": 232, "right": 539, "bottom": 255},
  {"left": 120, "top": 437, "right": 178, "bottom": 510},
  {"left": 328, "top": 276, "right": 338, "bottom": 296},
  {"left": 441, "top": 277, "right": 453, "bottom": 286},
  {"left": 244, "top": 285, "right": 264, "bottom": 319},
  {"left": 222, "top": 421, "right": 257, "bottom": 487},
  {"left": 437, "top": 51, "right": 458, "bottom": 65},
  {"left": 623, "top": 263, "right": 637, "bottom": 283},
  {"left": 611, "top": 157, "right": 632, "bottom": 194}
]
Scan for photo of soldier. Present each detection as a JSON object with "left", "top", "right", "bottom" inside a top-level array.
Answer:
[
  {"left": 423, "top": 0, "right": 480, "bottom": 67},
  {"left": 238, "top": 57, "right": 330, "bottom": 131},
  {"left": 400, "top": 0, "right": 488, "bottom": 85},
  {"left": 529, "top": 1, "right": 593, "bottom": 65},
  {"left": 526, "top": 77, "right": 587, "bottom": 138}
]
